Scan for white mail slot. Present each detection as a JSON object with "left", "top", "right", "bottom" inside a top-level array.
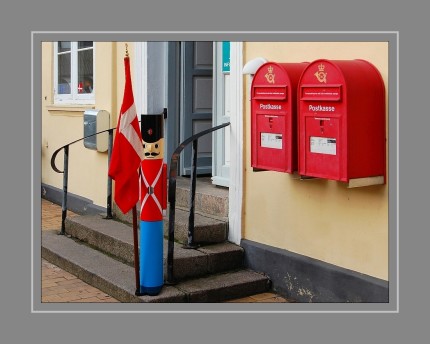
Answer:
[
  {"left": 310, "top": 136, "right": 337, "bottom": 155},
  {"left": 261, "top": 133, "right": 283, "bottom": 149}
]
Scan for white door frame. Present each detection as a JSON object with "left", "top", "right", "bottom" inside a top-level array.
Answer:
[{"left": 227, "top": 42, "right": 243, "bottom": 245}]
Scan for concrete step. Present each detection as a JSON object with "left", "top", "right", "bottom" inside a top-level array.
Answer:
[
  {"left": 42, "top": 230, "right": 271, "bottom": 303},
  {"left": 175, "top": 177, "right": 229, "bottom": 219},
  {"left": 65, "top": 214, "right": 241, "bottom": 281},
  {"left": 164, "top": 206, "right": 228, "bottom": 245},
  {"left": 109, "top": 206, "right": 227, "bottom": 245},
  {"left": 113, "top": 177, "right": 229, "bottom": 224}
]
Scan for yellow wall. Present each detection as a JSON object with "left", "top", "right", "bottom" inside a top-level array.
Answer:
[
  {"left": 41, "top": 41, "right": 389, "bottom": 280},
  {"left": 243, "top": 42, "right": 389, "bottom": 280},
  {"left": 41, "top": 42, "right": 134, "bottom": 207}
]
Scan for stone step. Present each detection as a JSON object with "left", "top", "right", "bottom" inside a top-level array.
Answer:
[
  {"left": 65, "top": 214, "right": 241, "bottom": 281},
  {"left": 113, "top": 177, "right": 229, "bottom": 224},
  {"left": 42, "top": 230, "right": 271, "bottom": 303},
  {"left": 175, "top": 177, "right": 229, "bottom": 219},
  {"left": 109, "top": 206, "right": 227, "bottom": 245},
  {"left": 164, "top": 206, "right": 228, "bottom": 245}
]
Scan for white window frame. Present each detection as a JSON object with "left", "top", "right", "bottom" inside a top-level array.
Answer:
[{"left": 53, "top": 41, "right": 95, "bottom": 105}]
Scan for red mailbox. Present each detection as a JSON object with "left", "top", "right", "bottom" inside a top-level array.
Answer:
[
  {"left": 298, "top": 59, "right": 386, "bottom": 186},
  {"left": 251, "top": 62, "right": 309, "bottom": 173}
]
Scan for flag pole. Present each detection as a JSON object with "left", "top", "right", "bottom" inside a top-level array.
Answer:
[
  {"left": 124, "top": 42, "right": 140, "bottom": 294},
  {"left": 132, "top": 204, "right": 140, "bottom": 295}
]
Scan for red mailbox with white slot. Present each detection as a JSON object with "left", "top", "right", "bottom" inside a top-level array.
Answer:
[
  {"left": 298, "top": 59, "right": 386, "bottom": 187},
  {"left": 251, "top": 62, "right": 309, "bottom": 173}
]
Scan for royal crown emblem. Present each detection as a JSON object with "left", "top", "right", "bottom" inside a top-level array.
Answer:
[
  {"left": 314, "top": 63, "right": 327, "bottom": 83},
  {"left": 265, "top": 65, "right": 275, "bottom": 84}
]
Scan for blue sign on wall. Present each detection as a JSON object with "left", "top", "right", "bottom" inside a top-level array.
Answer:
[{"left": 222, "top": 41, "right": 230, "bottom": 73}]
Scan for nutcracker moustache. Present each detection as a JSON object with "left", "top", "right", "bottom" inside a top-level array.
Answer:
[{"left": 136, "top": 114, "right": 167, "bottom": 296}]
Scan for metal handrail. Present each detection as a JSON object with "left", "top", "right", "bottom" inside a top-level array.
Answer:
[
  {"left": 50, "top": 111, "right": 166, "bottom": 234},
  {"left": 50, "top": 128, "right": 115, "bottom": 234},
  {"left": 166, "top": 121, "right": 230, "bottom": 285}
]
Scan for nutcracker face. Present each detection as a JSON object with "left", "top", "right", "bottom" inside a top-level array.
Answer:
[
  {"left": 143, "top": 138, "right": 164, "bottom": 160},
  {"left": 141, "top": 114, "right": 164, "bottom": 160}
]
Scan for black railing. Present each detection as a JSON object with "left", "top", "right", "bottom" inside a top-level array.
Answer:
[
  {"left": 50, "top": 128, "right": 115, "bottom": 234},
  {"left": 166, "top": 122, "right": 230, "bottom": 285},
  {"left": 50, "top": 116, "right": 230, "bottom": 285}
]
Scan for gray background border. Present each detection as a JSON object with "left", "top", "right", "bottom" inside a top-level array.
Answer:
[{"left": 1, "top": 0, "right": 426, "bottom": 343}]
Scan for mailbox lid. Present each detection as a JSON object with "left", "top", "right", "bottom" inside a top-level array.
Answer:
[
  {"left": 299, "top": 59, "right": 385, "bottom": 103},
  {"left": 252, "top": 62, "right": 309, "bottom": 100}
]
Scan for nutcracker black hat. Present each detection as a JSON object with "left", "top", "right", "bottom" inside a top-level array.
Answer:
[{"left": 141, "top": 114, "right": 164, "bottom": 143}]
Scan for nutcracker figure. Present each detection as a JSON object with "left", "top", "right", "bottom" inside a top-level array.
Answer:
[{"left": 137, "top": 114, "right": 167, "bottom": 296}]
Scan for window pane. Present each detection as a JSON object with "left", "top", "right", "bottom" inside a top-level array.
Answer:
[
  {"left": 58, "top": 52, "right": 71, "bottom": 94},
  {"left": 78, "top": 49, "right": 93, "bottom": 93},
  {"left": 58, "top": 41, "right": 71, "bottom": 53},
  {"left": 78, "top": 41, "right": 93, "bottom": 49}
]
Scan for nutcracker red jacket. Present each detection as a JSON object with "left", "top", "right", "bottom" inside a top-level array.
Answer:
[{"left": 139, "top": 159, "right": 167, "bottom": 222}]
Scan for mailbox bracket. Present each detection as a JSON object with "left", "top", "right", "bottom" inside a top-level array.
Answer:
[
  {"left": 252, "top": 168, "right": 268, "bottom": 172},
  {"left": 347, "top": 176, "right": 385, "bottom": 188},
  {"left": 299, "top": 175, "right": 318, "bottom": 181}
]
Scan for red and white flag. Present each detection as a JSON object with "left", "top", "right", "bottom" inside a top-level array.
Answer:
[{"left": 108, "top": 55, "right": 144, "bottom": 214}]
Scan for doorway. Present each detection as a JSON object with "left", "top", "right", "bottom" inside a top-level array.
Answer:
[
  {"left": 167, "top": 41, "right": 213, "bottom": 176},
  {"left": 164, "top": 40, "right": 243, "bottom": 244}
]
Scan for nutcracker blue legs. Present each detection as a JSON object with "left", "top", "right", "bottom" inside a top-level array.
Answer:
[{"left": 138, "top": 220, "right": 164, "bottom": 296}]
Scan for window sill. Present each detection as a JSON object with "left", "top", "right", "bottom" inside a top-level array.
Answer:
[{"left": 46, "top": 104, "right": 95, "bottom": 114}]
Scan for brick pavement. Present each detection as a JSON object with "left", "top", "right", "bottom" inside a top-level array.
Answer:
[
  {"left": 41, "top": 198, "right": 289, "bottom": 303},
  {"left": 41, "top": 198, "right": 119, "bottom": 303},
  {"left": 42, "top": 258, "right": 120, "bottom": 303},
  {"left": 41, "top": 198, "right": 77, "bottom": 231}
]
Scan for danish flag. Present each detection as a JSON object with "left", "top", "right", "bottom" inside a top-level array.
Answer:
[{"left": 108, "top": 56, "right": 144, "bottom": 214}]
